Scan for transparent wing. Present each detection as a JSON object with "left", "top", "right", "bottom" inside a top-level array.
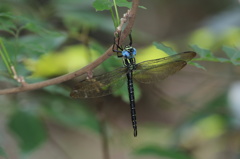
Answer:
[
  {"left": 70, "top": 67, "right": 128, "bottom": 98},
  {"left": 133, "top": 51, "right": 196, "bottom": 83}
]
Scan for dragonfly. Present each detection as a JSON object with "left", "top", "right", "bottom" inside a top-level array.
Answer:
[{"left": 70, "top": 34, "right": 196, "bottom": 137}]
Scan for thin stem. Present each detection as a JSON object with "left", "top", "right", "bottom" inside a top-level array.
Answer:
[
  {"left": 112, "top": 0, "right": 120, "bottom": 27},
  {"left": 0, "top": 40, "right": 13, "bottom": 77},
  {"left": 109, "top": 8, "right": 117, "bottom": 28},
  {"left": 0, "top": 41, "right": 12, "bottom": 66},
  {"left": 13, "top": 26, "right": 25, "bottom": 66},
  {"left": 0, "top": 39, "right": 26, "bottom": 85}
]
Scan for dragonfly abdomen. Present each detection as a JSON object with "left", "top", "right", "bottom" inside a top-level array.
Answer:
[{"left": 126, "top": 70, "right": 137, "bottom": 137}]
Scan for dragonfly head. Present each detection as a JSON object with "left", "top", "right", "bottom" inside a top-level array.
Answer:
[{"left": 122, "top": 45, "right": 137, "bottom": 59}]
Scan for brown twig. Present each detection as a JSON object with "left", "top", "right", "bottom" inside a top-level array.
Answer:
[{"left": 0, "top": 0, "right": 139, "bottom": 95}]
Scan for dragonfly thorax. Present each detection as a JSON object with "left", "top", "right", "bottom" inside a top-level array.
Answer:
[
  {"left": 123, "top": 57, "right": 136, "bottom": 69},
  {"left": 122, "top": 46, "right": 137, "bottom": 59}
]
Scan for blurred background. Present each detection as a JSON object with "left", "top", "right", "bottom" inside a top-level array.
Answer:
[{"left": 0, "top": 0, "right": 240, "bottom": 159}]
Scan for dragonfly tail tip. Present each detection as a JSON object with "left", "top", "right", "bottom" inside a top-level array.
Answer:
[{"left": 134, "top": 129, "right": 137, "bottom": 137}]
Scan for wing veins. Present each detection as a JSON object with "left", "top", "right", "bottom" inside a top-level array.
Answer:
[
  {"left": 70, "top": 67, "right": 128, "bottom": 98},
  {"left": 133, "top": 52, "right": 196, "bottom": 83}
]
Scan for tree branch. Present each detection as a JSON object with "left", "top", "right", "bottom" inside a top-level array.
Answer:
[{"left": 0, "top": 0, "right": 139, "bottom": 95}]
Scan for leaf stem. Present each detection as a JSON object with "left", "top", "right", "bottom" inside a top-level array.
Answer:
[
  {"left": 112, "top": 0, "right": 120, "bottom": 27},
  {"left": 110, "top": 8, "right": 117, "bottom": 28},
  {"left": 0, "top": 40, "right": 13, "bottom": 77}
]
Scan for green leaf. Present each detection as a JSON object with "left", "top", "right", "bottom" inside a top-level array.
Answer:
[
  {"left": 222, "top": 46, "right": 240, "bottom": 65},
  {"left": 93, "top": 0, "right": 113, "bottom": 11},
  {"left": 153, "top": 42, "right": 177, "bottom": 55},
  {"left": 115, "top": 0, "right": 132, "bottom": 8},
  {"left": 133, "top": 145, "right": 193, "bottom": 159},
  {"left": 24, "top": 44, "right": 100, "bottom": 77},
  {"left": 189, "top": 62, "right": 206, "bottom": 70},
  {"left": 92, "top": 0, "right": 144, "bottom": 11},
  {"left": 0, "top": 13, "right": 67, "bottom": 70},
  {"left": 139, "top": 6, "right": 147, "bottom": 9},
  {"left": 0, "top": 13, "right": 51, "bottom": 36},
  {"left": 190, "top": 45, "right": 228, "bottom": 63},
  {"left": 92, "top": 0, "right": 132, "bottom": 11},
  {"left": 0, "top": 13, "right": 17, "bottom": 35},
  {"left": 8, "top": 111, "right": 47, "bottom": 153},
  {"left": 190, "top": 44, "right": 212, "bottom": 58},
  {"left": 217, "top": 57, "right": 230, "bottom": 63}
]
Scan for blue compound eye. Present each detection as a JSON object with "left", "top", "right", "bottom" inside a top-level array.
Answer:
[
  {"left": 133, "top": 48, "right": 137, "bottom": 56},
  {"left": 122, "top": 50, "right": 130, "bottom": 58}
]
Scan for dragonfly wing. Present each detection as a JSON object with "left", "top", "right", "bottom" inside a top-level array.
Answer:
[
  {"left": 133, "top": 51, "right": 196, "bottom": 83},
  {"left": 70, "top": 67, "right": 127, "bottom": 98}
]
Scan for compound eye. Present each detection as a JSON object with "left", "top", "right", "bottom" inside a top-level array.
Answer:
[{"left": 122, "top": 50, "right": 130, "bottom": 57}]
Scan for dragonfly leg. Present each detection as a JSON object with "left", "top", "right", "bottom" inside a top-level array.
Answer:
[
  {"left": 112, "top": 46, "right": 123, "bottom": 58},
  {"left": 113, "top": 41, "right": 123, "bottom": 51},
  {"left": 113, "top": 32, "right": 123, "bottom": 50},
  {"left": 113, "top": 35, "right": 124, "bottom": 58}
]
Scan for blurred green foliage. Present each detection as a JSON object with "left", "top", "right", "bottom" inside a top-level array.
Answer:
[
  {"left": 133, "top": 145, "right": 193, "bottom": 159},
  {"left": 8, "top": 110, "right": 47, "bottom": 153},
  {"left": 42, "top": 93, "right": 100, "bottom": 133},
  {"left": 0, "top": 146, "right": 7, "bottom": 158},
  {"left": 24, "top": 45, "right": 101, "bottom": 77}
]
